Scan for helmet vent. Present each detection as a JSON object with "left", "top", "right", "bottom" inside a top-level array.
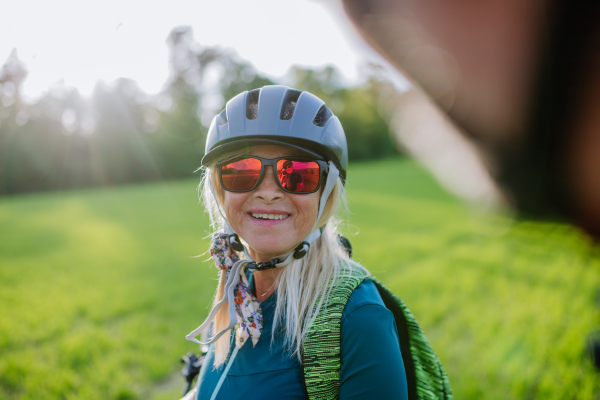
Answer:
[
  {"left": 280, "top": 89, "right": 302, "bottom": 120},
  {"left": 281, "top": 101, "right": 296, "bottom": 120},
  {"left": 313, "top": 105, "right": 333, "bottom": 127},
  {"left": 218, "top": 109, "right": 228, "bottom": 126},
  {"left": 246, "top": 89, "right": 260, "bottom": 120}
]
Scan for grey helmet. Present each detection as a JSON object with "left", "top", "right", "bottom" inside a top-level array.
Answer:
[{"left": 201, "top": 85, "right": 348, "bottom": 182}]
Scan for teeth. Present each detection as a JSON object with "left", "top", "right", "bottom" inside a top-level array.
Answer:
[{"left": 251, "top": 213, "right": 288, "bottom": 220}]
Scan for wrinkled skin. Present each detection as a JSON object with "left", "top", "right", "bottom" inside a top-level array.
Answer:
[{"left": 342, "top": 0, "right": 600, "bottom": 236}]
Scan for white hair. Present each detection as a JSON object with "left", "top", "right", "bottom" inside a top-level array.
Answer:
[{"left": 199, "top": 153, "right": 368, "bottom": 366}]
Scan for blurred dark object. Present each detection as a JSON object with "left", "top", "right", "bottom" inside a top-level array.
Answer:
[
  {"left": 338, "top": 234, "right": 353, "bottom": 258},
  {"left": 181, "top": 352, "right": 206, "bottom": 396},
  {"left": 587, "top": 332, "right": 600, "bottom": 371},
  {"left": 341, "top": 0, "right": 600, "bottom": 236}
]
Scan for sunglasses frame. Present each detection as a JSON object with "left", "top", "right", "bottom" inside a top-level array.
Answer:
[{"left": 217, "top": 155, "right": 328, "bottom": 194}]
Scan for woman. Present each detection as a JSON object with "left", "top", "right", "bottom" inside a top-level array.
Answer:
[{"left": 186, "top": 85, "right": 409, "bottom": 399}]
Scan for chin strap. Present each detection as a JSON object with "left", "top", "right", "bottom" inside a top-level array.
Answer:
[{"left": 186, "top": 162, "right": 339, "bottom": 346}]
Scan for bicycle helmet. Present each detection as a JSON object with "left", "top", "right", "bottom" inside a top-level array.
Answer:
[{"left": 201, "top": 85, "right": 348, "bottom": 182}]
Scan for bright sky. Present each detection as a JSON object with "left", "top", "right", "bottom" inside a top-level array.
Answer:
[{"left": 0, "top": 0, "right": 397, "bottom": 100}]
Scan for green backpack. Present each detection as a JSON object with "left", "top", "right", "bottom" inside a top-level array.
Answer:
[{"left": 301, "top": 271, "right": 453, "bottom": 400}]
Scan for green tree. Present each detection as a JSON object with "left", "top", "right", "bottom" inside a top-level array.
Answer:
[{"left": 0, "top": 49, "right": 32, "bottom": 194}]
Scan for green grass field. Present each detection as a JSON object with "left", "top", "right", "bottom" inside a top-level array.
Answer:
[{"left": 1, "top": 158, "right": 599, "bottom": 399}]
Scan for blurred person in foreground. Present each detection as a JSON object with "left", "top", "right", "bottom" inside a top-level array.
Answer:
[
  {"left": 183, "top": 86, "right": 452, "bottom": 399},
  {"left": 340, "top": 0, "right": 600, "bottom": 236}
]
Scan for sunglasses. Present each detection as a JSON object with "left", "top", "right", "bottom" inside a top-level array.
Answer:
[{"left": 218, "top": 156, "right": 328, "bottom": 193}]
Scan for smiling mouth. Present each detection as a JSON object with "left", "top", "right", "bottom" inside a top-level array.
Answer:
[{"left": 250, "top": 213, "right": 290, "bottom": 220}]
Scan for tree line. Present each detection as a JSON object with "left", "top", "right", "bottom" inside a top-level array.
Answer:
[{"left": 0, "top": 26, "right": 399, "bottom": 195}]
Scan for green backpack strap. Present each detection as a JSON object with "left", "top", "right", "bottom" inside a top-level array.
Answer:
[
  {"left": 302, "top": 271, "right": 364, "bottom": 400},
  {"left": 301, "top": 273, "right": 453, "bottom": 400}
]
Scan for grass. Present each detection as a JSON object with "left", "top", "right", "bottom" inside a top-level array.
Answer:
[{"left": 1, "top": 157, "right": 599, "bottom": 399}]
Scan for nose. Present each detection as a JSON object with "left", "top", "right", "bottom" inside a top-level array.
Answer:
[{"left": 253, "top": 166, "right": 284, "bottom": 202}]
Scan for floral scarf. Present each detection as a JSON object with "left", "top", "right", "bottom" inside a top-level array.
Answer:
[{"left": 210, "top": 233, "right": 263, "bottom": 349}]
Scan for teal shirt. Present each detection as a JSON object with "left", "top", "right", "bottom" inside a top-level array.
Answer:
[{"left": 196, "top": 273, "right": 408, "bottom": 400}]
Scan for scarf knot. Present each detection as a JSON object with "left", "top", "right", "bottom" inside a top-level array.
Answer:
[{"left": 210, "top": 234, "right": 240, "bottom": 271}]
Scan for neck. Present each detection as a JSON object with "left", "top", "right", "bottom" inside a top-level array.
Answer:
[
  {"left": 247, "top": 247, "right": 291, "bottom": 301},
  {"left": 253, "top": 268, "right": 282, "bottom": 302}
]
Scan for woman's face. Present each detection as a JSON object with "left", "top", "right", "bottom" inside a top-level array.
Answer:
[{"left": 221, "top": 145, "right": 321, "bottom": 262}]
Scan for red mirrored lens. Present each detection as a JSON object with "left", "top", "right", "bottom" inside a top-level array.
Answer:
[
  {"left": 220, "top": 158, "right": 262, "bottom": 191},
  {"left": 276, "top": 160, "right": 320, "bottom": 192}
]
